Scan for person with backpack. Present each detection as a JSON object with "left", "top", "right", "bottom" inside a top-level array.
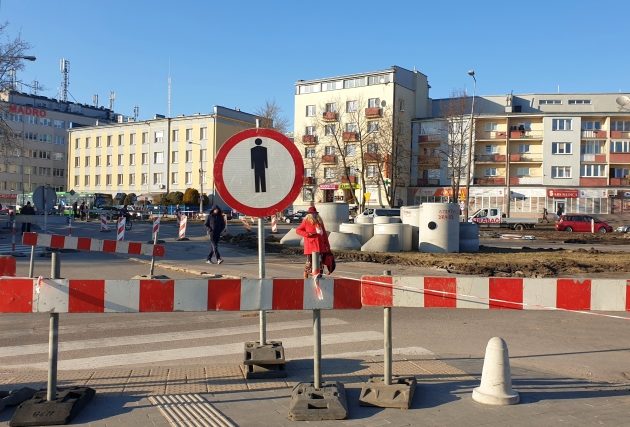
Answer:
[{"left": 204, "top": 206, "right": 226, "bottom": 264}]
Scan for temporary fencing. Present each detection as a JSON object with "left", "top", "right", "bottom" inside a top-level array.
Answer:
[{"left": 22, "top": 232, "right": 164, "bottom": 257}]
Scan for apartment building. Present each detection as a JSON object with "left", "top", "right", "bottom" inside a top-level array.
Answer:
[
  {"left": 412, "top": 93, "right": 630, "bottom": 216},
  {"left": 294, "top": 66, "right": 431, "bottom": 208},
  {"left": 0, "top": 90, "right": 114, "bottom": 205},
  {"left": 67, "top": 106, "right": 261, "bottom": 203}
]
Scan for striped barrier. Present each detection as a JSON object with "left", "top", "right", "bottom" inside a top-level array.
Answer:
[
  {"left": 361, "top": 276, "right": 630, "bottom": 312},
  {"left": 117, "top": 217, "right": 126, "bottom": 241},
  {"left": 100, "top": 214, "right": 109, "bottom": 232},
  {"left": 22, "top": 232, "right": 165, "bottom": 257},
  {"left": 178, "top": 215, "right": 187, "bottom": 240},
  {"left": 152, "top": 216, "right": 160, "bottom": 240},
  {"left": 0, "top": 277, "right": 361, "bottom": 313}
]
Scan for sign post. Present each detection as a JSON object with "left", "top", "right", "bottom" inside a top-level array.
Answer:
[{"left": 214, "top": 128, "right": 303, "bottom": 379}]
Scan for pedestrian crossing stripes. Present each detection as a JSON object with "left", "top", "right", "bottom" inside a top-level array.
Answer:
[{"left": 0, "top": 243, "right": 46, "bottom": 256}]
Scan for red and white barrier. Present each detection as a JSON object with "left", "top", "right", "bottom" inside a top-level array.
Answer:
[
  {"left": 100, "top": 214, "right": 109, "bottom": 232},
  {"left": 22, "top": 232, "right": 165, "bottom": 257},
  {"left": 152, "top": 216, "right": 160, "bottom": 240},
  {"left": 0, "top": 277, "right": 361, "bottom": 313},
  {"left": 178, "top": 215, "right": 187, "bottom": 239},
  {"left": 271, "top": 216, "right": 278, "bottom": 233},
  {"left": 117, "top": 217, "right": 126, "bottom": 241},
  {"left": 361, "top": 276, "right": 630, "bottom": 312}
]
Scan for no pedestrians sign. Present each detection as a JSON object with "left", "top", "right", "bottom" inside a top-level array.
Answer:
[{"left": 214, "top": 128, "right": 304, "bottom": 217}]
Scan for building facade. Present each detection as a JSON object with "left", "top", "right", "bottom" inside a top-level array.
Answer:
[
  {"left": 412, "top": 93, "right": 630, "bottom": 216},
  {"left": 293, "top": 66, "right": 431, "bottom": 209},
  {"left": 67, "top": 106, "right": 261, "bottom": 204},
  {"left": 0, "top": 90, "right": 114, "bottom": 205}
]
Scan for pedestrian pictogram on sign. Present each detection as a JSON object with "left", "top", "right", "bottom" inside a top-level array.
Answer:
[{"left": 214, "top": 128, "right": 304, "bottom": 217}]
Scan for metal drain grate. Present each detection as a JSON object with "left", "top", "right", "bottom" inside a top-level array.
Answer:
[{"left": 149, "top": 394, "right": 236, "bottom": 427}]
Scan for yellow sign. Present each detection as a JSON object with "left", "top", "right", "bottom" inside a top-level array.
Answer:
[
  {"left": 340, "top": 183, "right": 360, "bottom": 190},
  {"left": 363, "top": 192, "right": 371, "bottom": 201}
]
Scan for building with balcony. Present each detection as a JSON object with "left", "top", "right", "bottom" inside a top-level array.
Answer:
[
  {"left": 294, "top": 66, "right": 431, "bottom": 208},
  {"left": 0, "top": 90, "right": 115, "bottom": 206},
  {"left": 67, "top": 106, "right": 261, "bottom": 204},
  {"left": 412, "top": 93, "right": 630, "bottom": 216}
]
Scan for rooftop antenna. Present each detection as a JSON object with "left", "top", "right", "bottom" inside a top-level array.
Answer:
[
  {"left": 31, "top": 80, "right": 40, "bottom": 95},
  {"left": 60, "top": 58, "right": 69, "bottom": 102},
  {"left": 92, "top": 94, "right": 99, "bottom": 107},
  {"left": 8, "top": 68, "right": 17, "bottom": 90},
  {"left": 167, "top": 58, "right": 172, "bottom": 118},
  {"left": 133, "top": 105, "right": 139, "bottom": 121},
  {"left": 108, "top": 91, "right": 116, "bottom": 111},
  {"left": 557, "top": 84, "right": 560, "bottom": 94}
]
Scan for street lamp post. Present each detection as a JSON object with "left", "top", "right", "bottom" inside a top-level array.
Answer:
[
  {"left": 464, "top": 70, "right": 477, "bottom": 220},
  {"left": 188, "top": 141, "right": 204, "bottom": 216}
]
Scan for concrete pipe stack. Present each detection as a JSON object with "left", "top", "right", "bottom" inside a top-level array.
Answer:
[
  {"left": 373, "top": 223, "right": 412, "bottom": 251},
  {"left": 316, "top": 203, "right": 349, "bottom": 232},
  {"left": 459, "top": 222, "right": 480, "bottom": 252},
  {"left": 339, "top": 223, "right": 374, "bottom": 245},
  {"left": 400, "top": 205, "right": 421, "bottom": 251},
  {"left": 418, "top": 203, "right": 460, "bottom": 253}
]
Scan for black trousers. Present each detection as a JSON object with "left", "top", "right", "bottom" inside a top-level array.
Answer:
[{"left": 207, "top": 238, "right": 221, "bottom": 261}]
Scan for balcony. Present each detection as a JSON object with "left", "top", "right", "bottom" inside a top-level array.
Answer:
[
  {"left": 611, "top": 130, "right": 630, "bottom": 139},
  {"left": 322, "top": 111, "right": 338, "bottom": 121},
  {"left": 364, "top": 152, "right": 381, "bottom": 162},
  {"left": 475, "top": 154, "right": 506, "bottom": 163},
  {"left": 581, "top": 130, "right": 607, "bottom": 139},
  {"left": 341, "top": 176, "right": 357, "bottom": 184},
  {"left": 418, "top": 134, "right": 442, "bottom": 143},
  {"left": 342, "top": 131, "right": 358, "bottom": 142},
  {"left": 610, "top": 177, "right": 630, "bottom": 186},
  {"left": 580, "top": 154, "right": 607, "bottom": 163},
  {"left": 509, "top": 130, "right": 543, "bottom": 139},
  {"left": 321, "top": 154, "right": 337, "bottom": 164},
  {"left": 509, "top": 176, "right": 543, "bottom": 185},
  {"left": 365, "top": 107, "right": 382, "bottom": 118},
  {"left": 474, "top": 177, "right": 506, "bottom": 185},
  {"left": 476, "top": 130, "right": 507, "bottom": 140},
  {"left": 303, "top": 176, "right": 316, "bottom": 185},
  {"left": 418, "top": 156, "right": 441, "bottom": 166},
  {"left": 302, "top": 135, "right": 318, "bottom": 144},
  {"left": 417, "top": 178, "right": 440, "bottom": 186},
  {"left": 610, "top": 153, "right": 630, "bottom": 163}
]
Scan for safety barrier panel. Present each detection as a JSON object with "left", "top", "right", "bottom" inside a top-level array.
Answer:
[
  {"left": 0, "top": 277, "right": 362, "bottom": 313},
  {"left": 22, "top": 232, "right": 165, "bottom": 257}
]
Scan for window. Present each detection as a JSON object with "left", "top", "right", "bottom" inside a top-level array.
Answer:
[
  {"left": 367, "top": 165, "right": 378, "bottom": 178},
  {"left": 117, "top": 174, "right": 123, "bottom": 185},
  {"left": 74, "top": 138, "right": 79, "bottom": 149},
  {"left": 399, "top": 99, "right": 405, "bottom": 112},
  {"left": 154, "top": 131, "right": 163, "bottom": 143},
  {"left": 324, "top": 124, "right": 336, "bottom": 136},
  {"left": 96, "top": 136, "right": 101, "bottom": 147},
  {"left": 305, "top": 147, "right": 316, "bottom": 158},
  {"left": 172, "top": 129, "right": 179, "bottom": 142},
  {"left": 171, "top": 151, "right": 179, "bottom": 163},
  {"left": 325, "top": 103, "right": 336, "bottom": 113},
  {"left": 141, "top": 153, "right": 148, "bottom": 164},
  {"left": 367, "top": 143, "right": 378, "bottom": 153},
  {"left": 518, "top": 144, "right": 530, "bottom": 153},
  {"left": 117, "top": 154, "right": 123, "bottom": 166},
  {"left": 552, "top": 119, "right": 572, "bottom": 131},
  {"left": 84, "top": 156, "right": 90, "bottom": 167},
  {"left": 298, "top": 83, "right": 321, "bottom": 94},
  {"left": 305, "top": 105, "right": 316, "bottom": 117},
  {"left": 322, "top": 80, "right": 341, "bottom": 91},
  {"left": 153, "top": 173, "right": 163, "bottom": 185},
  {"left": 611, "top": 167, "right": 630, "bottom": 178},
  {"left": 118, "top": 134, "right": 123, "bottom": 146},
  {"left": 305, "top": 126, "right": 315, "bottom": 136},
  {"left": 485, "top": 145, "right": 498, "bottom": 154},
  {"left": 303, "top": 187, "right": 314, "bottom": 202},
  {"left": 484, "top": 122, "right": 498, "bottom": 131},
  {"left": 185, "top": 128, "right": 193, "bottom": 141},
  {"left": 107, "top": 135, "right": 112, "bottom": 147},
  {"left": 129, "top": 153, "right": 135, "bottom": 165},
  {"left": 129, "top": 133, "right": 136, "bottom": 145},
  {"left": 171, "top": 172, "right": 178, "bottom": 184},
  {"left": 185, "top": 150, "right": 192, "bottom": 163},
  {"left": 582, "top": 121, "right": 601, "bottom": 130},
  {"left": 141, "top": 173, "right": 148, "bottom": 185},
  {"left": 153, "top": 151, "right": 164, "bottom": 164},
  {"left": 107, "top": 155, "right": 112, "bottom": 166},
  {"left": 612, "top": 141, "right": 630, "bottom": 153},
  {"left": 345, "top": 144, "right": 356, "bottom": 156},
  {"left": 581, "top": 164, "right": 606, "bottom": 177},
  {"left": 201, "top": 149, "right": 207, "bottom": 162},
  {"left": 324, "top": 146, "right": 335, "bottom": 155},
  {"left": 581, "top": 140, "right": 604, "bottom": 154},
  {"left": 552, "top": 142, "right": 572, "bottom": 154},
  {"left": 367, "top": 121, "right": 379, "bottom": 133},
  {"left": 106, "top": 174, "right": 112, "bottom": 186},
  {"left": 539, "top": 99, "right": 562, "bottom": 105},
  {"left": 569, "top": 99, "right": 591, "bottom": 105},
  {"left": 142, "top": 132, "right": 148, "bottom": 144},
  {"left": 129, "top": 174, "right": 135, "bottom": 185},
  {"left": 200, "top": 127, "right": 207, "bottom": 140},
  {"left": 85, "top": 137, "right": 90, "bottom": 148},
  {"left": 346, "top": 123, "right": 358, "bottom": 132},
  {"left": 74, "top": 157, "right": 80, "bottom": 167},
  {"left": 301, "top": 167, "right": 313, "bottom": 179},
  {"left": 74, "top": 175, "right": 79, "bottom": 186},
  {"left": 612, "top": 121, "right": 630, "bottom": 131},
  {"left": 551, "top": 166, "right": 572, "bottom": 178},
  {"left": 324, "top": 167, "right": 335, "bottom": 179},
  {"left": 346, "top": 100, "right": 358, "bottom": 113},
  {"left": 185, "top": 171, "right": 192, "bottom": 184},
  {"left": 95, "top": 155, "right": 101, "bottom": 166},
  {"left": 84, "top": 175, "right": 90, "bottom": 186},
  {"left": 368, "top": 98, "right": 380, "bottom": 108},
  {"left": 516, "top": 167, "right": 530, "bottom": 176},
  {"left": 484, "top": 168, "right": 498, "bottom": 176},
  {"left": 343, "top": 77, "right": 366, "bottom": 89},
  {"left": 367, "top": 74, "right": 389, "bottom": 85},
  {"left": 95, "top": 175, "right": 100, "bottom": 186}
]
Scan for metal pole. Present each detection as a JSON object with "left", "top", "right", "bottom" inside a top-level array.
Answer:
[
  {"left": 464, "top": 71, "right": 477, "bottom": 221},
  {"left": 149, "top": 231, "right": 157, "bottom": 278},
  {"left": 383, "top": 270, "right": 392, "bottom": 385},
  {"left": 258, "top": 217, "right": 266, "bottom": 345},
  {"left": 47, "top": 250, "right": 60, "bottom": 401},
  {"left": 50, "top": 249, "right": 60, "bottom": 281},
  {"left": 28, "top": 245, "right": 35, "bottom": 278},
  {"left": 313, "top": 252, "right": 322, "bottom": 389}
]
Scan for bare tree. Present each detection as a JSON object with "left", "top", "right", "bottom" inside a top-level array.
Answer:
[{"left": 255, "top": 99, "right": 290, "bottom": 134}]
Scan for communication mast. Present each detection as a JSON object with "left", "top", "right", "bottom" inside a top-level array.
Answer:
[
  {"left": 108, "top": 91, "right": 116, "bottom": 111},
  {"left": 92, "top": 94, "right": 99, "bottom": 107},
  {"left": 59, "top": 58, "right": 69, "bottom": 102},
  {"left": 133, "top": 105, "right": 139, "bottom": 121}
]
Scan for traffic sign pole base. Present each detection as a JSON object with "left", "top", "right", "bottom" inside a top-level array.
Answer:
[
  {"left": 287, "top": 381, "right": 348, "bottom": 421},
  {"left": 358, "top": 375, "right": 416, "bottom": 409},
  {"left": 177, "top": 237, "right": 189, "bottom": 241},
  {"left": 10, "top": 387, "right": 95, "bottom": 426},
  {"left": 243, "top": 341, "right": 287, "bottom": 379}
]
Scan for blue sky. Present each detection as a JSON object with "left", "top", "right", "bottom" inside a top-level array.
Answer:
[{"left": 4, "top": 0, "right": 628, "bottom": 127}]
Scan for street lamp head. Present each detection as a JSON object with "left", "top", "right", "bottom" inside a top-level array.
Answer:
[
  {"left": 467, "top": 69, "right": 475, "bottom": 77},
  {"left": 21, "top": 56, "right": 36, "bottom": 62}
]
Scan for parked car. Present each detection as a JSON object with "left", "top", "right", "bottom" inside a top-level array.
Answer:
[
  {"left": 555, "top": 214, "right": 613, "bottom": 233},
  {"left": 615, "top": 225, "right": 630, "bottom": 233},
  {"left": 359, "top": 208, "right": 401, "bottom": 218},
  {"left": 89, "top": 206, "right": 121, "bottom": 220},
  {"left": 284, "top": 210, "right": 307, "bottom": 224}
]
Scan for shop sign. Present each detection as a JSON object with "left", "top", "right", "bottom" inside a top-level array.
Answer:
[
  {"left": 547, "top": 189, "right": 578, "bottom": 198},
  {"left": 339, "top": 183, "right": 360, "bottom": 190},
  {"left": 0, "top": 193, "right": 17, "bottom": 199},
  {"left": 319, "top": 183, "right": 338, "bottom": 190},
  {"left": 8, "top": 104, "right": 47, "bottom": 117}
]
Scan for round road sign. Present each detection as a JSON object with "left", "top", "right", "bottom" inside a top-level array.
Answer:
[{"left": 214, "top": 128, "right": 304, "bottom": 217}]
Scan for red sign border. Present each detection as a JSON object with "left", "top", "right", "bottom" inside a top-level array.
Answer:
[{"left": 214, "top": 128, "right": 304, "bottom": 217}]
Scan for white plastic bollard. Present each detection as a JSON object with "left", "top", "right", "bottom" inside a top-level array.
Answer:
[
  {"left": 100, "top": 214, "right": 109, "bottom": 232},
  {"left": 472, "top": 337, "right": 519, "bottom": 405},
  {"left": 117, "top": 217, "right": 126, "bottom": 241},
  {"left": 178, "top": 215, "right": 187, "bottom": 240},
  {"left": 271, "top": 215, "right": 278, "bottom": 233},
  {"left": 152, "top": 216, "right": 160, "bottom": 240}
]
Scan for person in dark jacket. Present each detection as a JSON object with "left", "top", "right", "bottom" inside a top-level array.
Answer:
[
  {"left": 204, "top": 206, "right": 226, "bottom": 264},
  {"left": 20, "top": 201, "right": 35, "bottom": 233}
]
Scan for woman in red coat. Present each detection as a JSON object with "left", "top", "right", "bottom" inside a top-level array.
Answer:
[{"left": 295, "top": 206, "right": 330, "bottom": 278}]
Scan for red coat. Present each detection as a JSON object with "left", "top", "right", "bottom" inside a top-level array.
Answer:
[{"left": 296, "top": 217, "right": 330, "bottom": 255}]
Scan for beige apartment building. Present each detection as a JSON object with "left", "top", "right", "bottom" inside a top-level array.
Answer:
[
  {"left": 67, "top": 106, "right": 261, "bottom": 204},
  {"left": 413, "top": 93, "right": 630, "bottom": 216},
  {"left": 0, "top": 90, "right": 114, "bottom": 206},
  {"left": 294, "top": 66, "right": 431, "bottom": 209}
]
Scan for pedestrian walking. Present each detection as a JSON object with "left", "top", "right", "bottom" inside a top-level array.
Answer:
[
  {"left": 542, "top": 208, "right": 549, "bottom": 223},
  {"left": 79, "top": 201, "right": 86, "bottom": 221},
  {"left": 204, "top": 206, "right": 226, "bottom": 264},
  {"left": 72, "top": 201, "right": 78, "bottom": 218},
  {"left": 295, "top": 206, "right": 331, "bottom": 278},
  {"left": 175, "top": 204, "right": 182, "bottom": 225},
  {"left": 20, "top": 201, "right": 35, "bottom": 233},
  {"left": 556, "top": 205, "right": 564, "bottom": 218}
]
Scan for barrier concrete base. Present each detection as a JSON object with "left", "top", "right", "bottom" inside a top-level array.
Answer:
[
  {"left": 10, "top": 387, "right": 95, "bottom": 426},
  {"left": 132, "top": 274, "right": 170, "bottom": 280},
  {"left": 358, "top": 375, "right": 416, "bottom": 409},
  {"left": 243, "top": 341, "right": 287, "bottom": 379},
  {"left": 0, "top": 387, "right": 36, "bottom": 412},
  {"left": 177, "top": 237, "right": 190, "bottom": 241},
  {"left": 287, "top": 381, "right": 347, "bottom": 421}
]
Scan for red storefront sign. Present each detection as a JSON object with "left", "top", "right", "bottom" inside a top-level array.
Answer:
[
  {"left": 0, "top": 194, "right": 17, "bottom": 199},
  {"left": 8, "top": 104, "right": 47, "bottom": 117},
  {"left": 547, "top": 189, "right": 579, "bottom": 198},
  {"left": 319, "top": 183, "right": 339, "bottom": 190}
]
